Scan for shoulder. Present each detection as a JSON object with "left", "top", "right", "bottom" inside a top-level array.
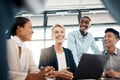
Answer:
[
  {"left": 7, "top": 39, "right": 15, "bottom": 44},
  {"left": 7, "top": 39, "right": 16, "bottom": 49},
  {"left": 68, "top": 30, "right": 81, "bottom": 38},
  {"left": 41, "top": 45, "right": 54, "bottom": 54},
  {"left": 63, "top": 47, "right": 72, "bottom": 54},
  {"left": 117, "top": 48, "right": 120, "bottom": 50},
  {"left": 87, "top": 32, "right": 93, "bottom": 36},
  {"left": 86, "top": 32, "right": 94, "bottom": 39},
  {"left": 68, "top": 30, "right": 79, "bottom": 35},
  {"left": 41, "top": 46, "right": 53, "bottom": 51},
  {"left": 117, "top": 48, "right": 120, "bottom": 53}
]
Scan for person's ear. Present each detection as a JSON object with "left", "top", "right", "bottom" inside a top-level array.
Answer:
[
  {"left": 17, "top": 26, "right": 22, "bottom": 32},
  {"left": 116, "top": 37, "right": 119, "bottom": 42}
]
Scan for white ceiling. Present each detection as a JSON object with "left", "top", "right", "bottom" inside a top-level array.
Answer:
[{"left": 45, "top": 0, "right": 105, "bottom": 10}]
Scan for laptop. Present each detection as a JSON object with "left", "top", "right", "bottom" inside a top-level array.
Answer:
[{"left": 73, "top": 53, "right": 109, "bottom": 80}]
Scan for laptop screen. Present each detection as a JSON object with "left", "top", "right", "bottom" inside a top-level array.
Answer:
[{"left": 73, "top": 53, "right": 109, "bottom": 80}]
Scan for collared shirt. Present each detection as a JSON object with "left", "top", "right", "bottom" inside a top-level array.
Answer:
[
  {"left": 67, "top": 30, "right": 100, "bottom": 66},
  {"left": 102, "top": 48, "right": 120, "bottom": 72}
]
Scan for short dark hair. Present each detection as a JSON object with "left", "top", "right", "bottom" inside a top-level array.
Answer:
[
  {"left": 11, "top": 17, "right": 30, "bottom": 36},
  {"left": 81, "top": 16, "right": 91, "bottom": 21},
  {"left": 105, "top": 28, "right": 120, "bottom": 39}
]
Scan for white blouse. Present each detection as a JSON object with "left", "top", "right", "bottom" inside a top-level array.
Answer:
[{"left": 56, "top": 52, "right": 67, "bottom": 71}]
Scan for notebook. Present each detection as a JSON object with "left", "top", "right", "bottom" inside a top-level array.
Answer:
[{"left": 73, "top": 53, "right": 109, "bottom": 80}]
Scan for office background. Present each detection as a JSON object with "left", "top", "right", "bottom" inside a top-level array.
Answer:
[{"left": 16, "top": 0, "right": 120, "bottom": 66}]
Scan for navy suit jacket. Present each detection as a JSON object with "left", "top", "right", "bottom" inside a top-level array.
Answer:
[{"left": 39, "top": 45, "right": 76, "bottom": 74}]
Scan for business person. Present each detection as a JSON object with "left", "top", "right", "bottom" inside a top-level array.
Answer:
[
  {"left": 101, "top": 28, "right": 120, "bottom": 78},
  {"left": 7, "top": 17, "right": 55, "bottom": 80},
  {"left": 67, "top": 16, "right": 100, "bottom": 66},
  {"left": 39, "top": 24, "right": 76, "bottom": 80}
]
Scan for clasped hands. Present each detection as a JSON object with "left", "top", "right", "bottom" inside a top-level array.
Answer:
[
  {"left": 40, "top": 66, "right": 74, "bottom": 80},
  {"left": 39, "top": 66, "right": 56, "bottom": 79},
  {"left": 26, "top": 66, "right": 74, "bottom": 80}
]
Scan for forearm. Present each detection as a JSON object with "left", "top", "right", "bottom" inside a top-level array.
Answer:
[
  {"left": 105, "top": 70, "right": 120, "bottom": 78},
  {"left": 25, "top": 73, "right": 46, "bottom": 80}
]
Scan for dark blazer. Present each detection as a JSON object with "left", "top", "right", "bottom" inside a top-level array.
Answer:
[{"left": 39, "top": 45, "right": 76, "bottom": 74}]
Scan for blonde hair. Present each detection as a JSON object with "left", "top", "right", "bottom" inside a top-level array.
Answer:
[{"left": 51, "top": 24, "right": 65, "bottom": 33}]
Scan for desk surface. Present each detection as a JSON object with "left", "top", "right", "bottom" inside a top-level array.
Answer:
[
  {"left": 100, "top": 78, "right": 120, "bottom": 80},
  {"left": 77, "top": 78, "right": 120, "bottom": 80}
]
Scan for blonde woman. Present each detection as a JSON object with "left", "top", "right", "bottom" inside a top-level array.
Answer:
[{"left": 39, "top": 24, "right": 76, "bottom": 80}]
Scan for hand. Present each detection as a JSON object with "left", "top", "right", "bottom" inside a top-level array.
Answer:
[
  {"left": 54, "top": 67, "right": 73, "bottom": 80},
  {"left": 106, "top": 70, "right": 120, "bottom": 78},
  {"left": 25, "top": 66, "right": 55, "bottom": 80},
  {"left": 39, "top": 66, "right": 55, "bottom": 79}
]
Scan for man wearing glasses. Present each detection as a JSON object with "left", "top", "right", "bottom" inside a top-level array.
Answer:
[{"left": 67, "top": 16, "right": 100, "bottom": 66}]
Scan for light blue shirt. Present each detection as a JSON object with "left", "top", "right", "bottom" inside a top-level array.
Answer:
[{"left": 67, "top": 30, "right": 100, "bottom": 66}]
